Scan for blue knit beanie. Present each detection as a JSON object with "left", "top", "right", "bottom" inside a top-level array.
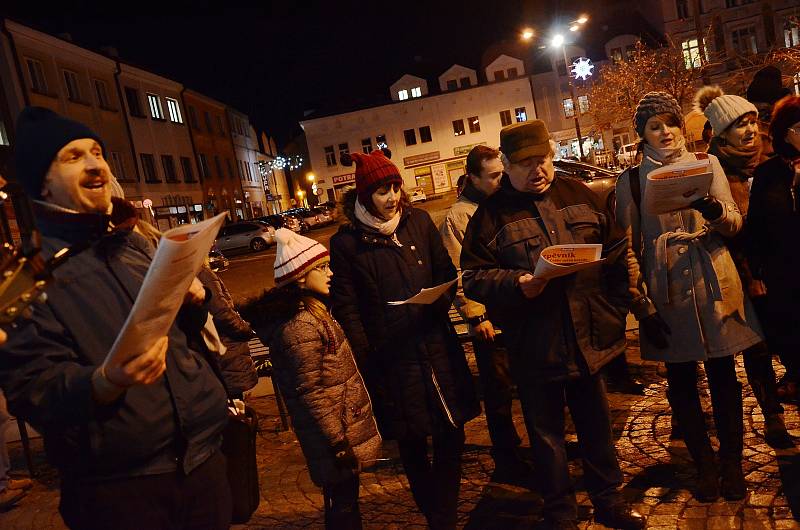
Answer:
[{"left": 14, "top": 107, "right": 105, "bottom": 199}]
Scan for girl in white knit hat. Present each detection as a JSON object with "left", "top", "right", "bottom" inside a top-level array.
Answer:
[
  {"left": 695, "top": 85, "right": 794, "bottom": 449},
  {"left": 241, "top": 228, "right": 380, "bottom": 529}
]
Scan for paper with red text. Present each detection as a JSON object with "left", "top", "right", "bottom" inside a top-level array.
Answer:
[{"left": 533, "top": 244, "right": 603, "bottom": 279}]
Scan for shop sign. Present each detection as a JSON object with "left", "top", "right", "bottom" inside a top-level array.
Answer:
[
  {"left": 403, "top": 151, "right": 440, "bottom": 166},
  {"left": 453, "top": 142, "right": 487, "bottom": 157},
  {"left": 332, "top": 173, "right": 356, "bottom": 185}
]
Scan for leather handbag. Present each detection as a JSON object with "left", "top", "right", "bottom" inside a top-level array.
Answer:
[{"left": 222, "top": 402, "right": 261, "bottom": 524}]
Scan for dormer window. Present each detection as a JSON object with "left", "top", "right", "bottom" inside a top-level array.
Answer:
[
  {"left": 398, "top": 89, "right": 409, "bottom": 100},
  {"left": 411, "top": 87, "right": 422, "bottom": 98},
  {"left": 446, "top": 79, "right": 458, "bottom": 91}
]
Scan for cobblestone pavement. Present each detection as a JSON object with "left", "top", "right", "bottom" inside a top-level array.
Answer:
[{"left": 3, "top": 331, "right": 800, "bottom": 529}]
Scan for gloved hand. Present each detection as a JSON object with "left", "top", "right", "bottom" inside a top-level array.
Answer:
[
  {"left": 332, "top": 440, "right": 359, "bottom": 472},
  {"left": 640, "top": 312, "right": 671, "bottom": 349},
  {"left": 689, "top": 196, "right": 723, "bottom": 220}
]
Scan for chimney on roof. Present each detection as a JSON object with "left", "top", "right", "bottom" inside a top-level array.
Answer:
[{"left": 100, "top": 45, "right": 120, "bottom": 58}]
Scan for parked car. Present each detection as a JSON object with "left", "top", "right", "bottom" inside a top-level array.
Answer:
[
  {"left": 280, "top": 212, "right": 308, "bottom": 233},
  {"left": 215, "top": 221, "right": 275, "bottom": 254},
  {"left": 310, "top": 206, "right": 334, "bottom": 225},
  {"left": 410, "top": 187, "right": 427, "bottom": 203},
  {"left": 554, "top": 160, "right": 620, "bottom": 195},
  {"left": 208, "top": 247, "right": 229, "bottom": 272},
  {"left": 294, "top": 208, "right": 327, "bottom": 229},
  {"left": 616, "top": 143, "right": 638, "bottom": 167},
  {"left": 257, "top": 214, "right": 284, "bottom": 229}
]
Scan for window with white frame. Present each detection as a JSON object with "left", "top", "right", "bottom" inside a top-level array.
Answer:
[
  {"left": 324, "top": 145, "right": 336, "bottom": 166},
  {"left": 500, "top": 110, "right": 512, "bottom": 126},
  {"left": 147, "top": 94, "right": 164, "bottom": 119},
  {"left": 361, "top": 138, "right": 373, "bottom": 153},
  {"left": 411, "top": 86, "right": 422, "bottom": 98},
  {"left": 452, "top": 119, "right": 466, "bottom": 136},
  {"left": 681, "top": 38, "right": 703, "bottom": 68},
  {"left": 515, "top": 107, "right": 528, "bottom": 122},
  {"left": 578, "top": 95, "right": 589, "bottom": 114},
  {"left": 785, "top": 19, "right": 800, "bottom": 48},
  {"left": 63, "top": 70, "right": 81, "bottom": 101},
  {"left": 398, "top": 89, "right": 409, "bottom": 100},
  {"left": 94, "top": 79, "right": 111, "bottom": 109},
  {"left": 468, "top": 116, "right": 480, "bottom": 133},
  {"left": 732, "top": 26, "right": 758, "bottom": 55},
  {"left": 563, "top": 98, "right": 575, "bottom": 118},
  {"left": 26, "top": 58, "right": 47, "bottom": 93},
  {"left": 338, "top": 142, "right": 349, "bottom": 160},
  {"left": 376, "top": 134, "right": 388, "bottom": 149},
  {"left": 166, "top": 97, "right": 183, "bottom": 123}
]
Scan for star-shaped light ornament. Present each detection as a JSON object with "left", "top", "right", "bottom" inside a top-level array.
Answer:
[{"left": 570, "top": 57, "right": 594, "bottom": 81}]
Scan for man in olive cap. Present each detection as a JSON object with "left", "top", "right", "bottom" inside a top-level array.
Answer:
[{"left": 462, "top": 120, "right": 645, "bottom": 529}]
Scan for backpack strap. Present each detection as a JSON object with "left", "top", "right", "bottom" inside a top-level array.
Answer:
[{"left": 628, "top": 165, "right": 641, "bottom": 213}]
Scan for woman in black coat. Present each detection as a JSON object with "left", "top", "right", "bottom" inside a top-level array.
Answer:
[
  {"left": 329, "top": 150, "right": 479, "bottom": 530},
  {"left": 747, "top": 95, "right": 800, "bottom": 398}
]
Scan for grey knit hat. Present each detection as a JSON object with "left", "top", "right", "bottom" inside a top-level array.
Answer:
[{"left": 634, "top": 92, "right": 684, "bottom": 138}]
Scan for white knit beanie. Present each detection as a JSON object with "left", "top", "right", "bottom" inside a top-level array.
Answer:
[
  {"left": 694, "top": 85, "right": 757, "bottom": 137},
  {"left": 273, "top": 228, "right": 329, "bottom": 288}
]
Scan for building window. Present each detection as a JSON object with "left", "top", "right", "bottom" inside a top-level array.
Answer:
[
  {"left": 725, "top": 0, "right": 737, "bottom": 7},
  {"left": 147, "top": 94, "right": 164, "bottom": 120},
  {"left": 237, "top": 159, "right": 245, "bottom": 179},
  {"left": 216, "top": 115, "right": 226, "bottom": 137},
  {"left": 676, "top": 0, "right": 689, "bottom": 19},
  {"left": 794, "top": 73, "right": 800, "bottom": 95},
  {"left": 338, "top": 142, "right": 349, "bottom": 161},
  {"left": 63, "top": 70, "right": 81, "bottom": 102},
  {"left": 94, "top": 79, "right": 112, "bottom": 109},
  {"left": 785, "top": 19, "right": 800, "bottom": 48},
  {"left": 26, "top": 58, "right": 47, "bottom": 94},
  {"left": 452, "top": 119, "right": 466, "bottom": 136},
  {"left": 361, "top": 138, "right": 373, "bottom": 153},
  {"left": 494, "top": 70, "right": 506, "bottom": 82},
  {"left": 446, "top": 79, "right": 458, "bottom": 91},
  {"left": 411, "top": 86, "right": 422, "bottom": 98},
  {"left": 507, "top": 67, "right": 519, "bottom": 78},
  {"left": 681, "top": 38, "right": 703, "bottom": 68},
  {"left": 468, "top": 116, "right": 480, "bottom": 133},
  {"left": 578, "top": 95, "right": 589, "bottom": 114},
  {"left": 404, "top": 129, "right": 417, "bottom": 146},
  {"left": 324, "top": 145, "right": 336, "bottom": 166},
  {"left": 214, "top": 156, "right": 223, "bottom": 178},
  {"left": 610, "top": 47, "right": 623, "bottom": 62},
  {"left": 124, "top": 87, "right": 144, "bottom": 117},
  {"left": 563, "top": 98, "right": 575, "bottom": 118},
  {"left": 180, "top": 156, "right": 195, "bottom": 182},
  {"left": 398, "top": 89, "right": 409, "bottom": 100},
  {"left": 140, "top": 153, "right": 159, "bottom": 182},
  {"left": 198, "top": 154, "right": 211, "bottom": 179},
  {"left": 166, "top": 98, "right": 183, "bottom": 123},
  {"left": 0, "top": 121, "right": 7, "bottom": 146},
  {"left": 226, "top": 158, "right": 235, "bottom": 178},
  {"left": 376, "top": 134, "right": 388, "bottom": 149},
  {"left": 732, "top": 26, "right": 758, "bottom": 55},
  {"left": 161, "top": 155, "right": 178, "bottom": 182},
  {"left": 419, "top": 126, "right": 432, "bottom": 143},
  {"left": 460, "top": 77, "right": 471, "bottom": 88},
  {"left": 187, "top": 106, "right": 200, "bottom": 129},
  {"left": 204, "top": 111, "right": 213, "bottom": 133},
  {"left": 109, "top": 151, "right": 126, "bottom": 180},
  {"left": 515, "top": 107, "right": 528, "bottom": 122},
  {"left": 500, "top": 110, "right": 513, "bottom": 127}
]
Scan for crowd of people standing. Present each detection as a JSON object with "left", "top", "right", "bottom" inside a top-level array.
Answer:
[{"left": 0, "top": 65, "right": 799, "bottom": 530}]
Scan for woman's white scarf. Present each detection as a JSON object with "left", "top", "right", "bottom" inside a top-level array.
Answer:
[
  {"left": 642, "top": 135, "right": 687, "bottom": 166},
  {"left": 355, "top": 198, "right": 402, "bottom": 246}
]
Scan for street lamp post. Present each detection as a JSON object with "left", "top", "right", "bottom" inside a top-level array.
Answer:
[{"left": 552, "top": 29, "right": 586, "bottom": 160}]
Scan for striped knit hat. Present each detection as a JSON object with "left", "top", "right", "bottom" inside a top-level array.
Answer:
[
  {"left": 342, "top": 149, "right": 403, "bottom": 205},
  {"left": 273, "top": 228, "right": 329, "bottom": 288}
]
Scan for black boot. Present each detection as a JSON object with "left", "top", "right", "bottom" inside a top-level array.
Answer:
[
  {"left": 665, "top": 387, "right": 682, "bottom": 440},
  {"left": 765, "top": 414, "right": 795, "bottom": 449},
  {"left": 743, "top": 345, "right": 792, "bottom": 448},
  {"left": 709, "top": 374, "right": 746, "bottom": 501}
]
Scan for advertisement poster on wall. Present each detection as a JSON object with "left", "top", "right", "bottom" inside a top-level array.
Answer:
[{"left": 431, "top": 163, "right": 448, "bottom": 192}]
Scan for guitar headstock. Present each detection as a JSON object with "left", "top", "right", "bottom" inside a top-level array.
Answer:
[{"left": 0, "top": 242, "right": 50, "bottom": 324}]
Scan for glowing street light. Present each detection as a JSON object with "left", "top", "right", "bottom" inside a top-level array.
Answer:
[
  {"left": 521, "top": 28, "right": 534, "bottom": 41},
  {"left": 551, "top": 34, "right": 565, "bottom": 48},
  {"left": 306, "top": 173, "right": 315, "bottom": 182},
  {"left": 576, "top": 15, "right": 589, "bottom": 24}
]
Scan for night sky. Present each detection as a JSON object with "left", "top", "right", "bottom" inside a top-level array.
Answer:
[{"left": 2, "top": 1, "right": 591, "bottom": 145}]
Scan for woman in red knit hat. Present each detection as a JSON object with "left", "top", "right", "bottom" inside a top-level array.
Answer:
[{"left": 330, "top": 149, "right": 479, "bottom": 530}]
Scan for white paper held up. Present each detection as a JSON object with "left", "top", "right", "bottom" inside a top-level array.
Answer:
[
  {"left": 533, "top": 244, "right": 603, "bottom": 280},
  {"left": 387, "top": 274, "right": 460, "bottom": 305},
  {"left": 642, "top": 158, "right": 713, "bottom": 215},
  {"left": 103, "top": 212, "right": 228, "bottom": 368}
]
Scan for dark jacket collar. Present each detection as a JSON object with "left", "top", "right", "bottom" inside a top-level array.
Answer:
[
  {"left": 497, "top": 173, "right": 551, "bottom": 200},
  {"left": 33, "top": 202, "right": 111, "bottom": 245},
  {"left": 460, "top": 179, "right": 487, "bottom": 204}
]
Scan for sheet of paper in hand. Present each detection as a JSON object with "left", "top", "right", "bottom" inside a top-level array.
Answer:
[
  {"left": 103, "top": 212, "right": 228, "bottom": 367},
  {"left": 642, "top": 158, "right": 713, "bottom": 215},
  {"left": 387, "top": 274, "right": 460, "bottom": 305},
  {"left": 533, "top": 244, "right": 604, "bottom": 280}
]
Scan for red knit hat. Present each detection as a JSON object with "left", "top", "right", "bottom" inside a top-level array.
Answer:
[{"left": 342, "top": 149, "right": 403, "bottom": 205}]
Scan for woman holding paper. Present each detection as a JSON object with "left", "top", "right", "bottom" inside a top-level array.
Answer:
[
  {"left": 329, "top": 150, "right": 478, "bottom": 530},
  {"left": 695, "top": 85, "right": 793, "bottom": 448},
  {"left": 242, "top": 228, "right": 380, "bottom": 529},
  {"left": 615, "top": 91, "right": 763, "bottom": 503}
]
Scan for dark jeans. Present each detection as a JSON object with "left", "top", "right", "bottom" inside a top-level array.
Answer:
[
  {"left": 59, "top": 450, "right": 232, "bottom": 530},
  {"left": 517, "top": 372, "right": 623, "bottom": 522},
  {"left": 397, "top": 425, "right": 465, "bottom": 530},
  {"left": 742, "top": 341, "right": 783, "bottom": 415},
  {"left": 472, "top": 336, "right": 521, "bottom": 455},
  {"left": 322, "top": 473, "right": 362, "bottom": 530}
]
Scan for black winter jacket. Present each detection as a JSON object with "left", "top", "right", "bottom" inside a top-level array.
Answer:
[
  {"left": 329, "top": 189, "right": 479, "bottom": 440},
  {"left": 0, "top": 205, "right": 228, "bottom": 480},
  {"left": 461, "top": 175, "right": 629, "bottom": 381}
]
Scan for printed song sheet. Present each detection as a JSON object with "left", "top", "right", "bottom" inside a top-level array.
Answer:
[
  {"left": 642, "top": 158, "right": 713, "bottom": 215},
  {"left": 387, "top": 274, "right": 460, "bottom": 305},
  {"left": 533, "top": 244, "right": 603, "bottom": 280},
  {"left": 103, "top": 212, "right": 228, "bottom": 367}
]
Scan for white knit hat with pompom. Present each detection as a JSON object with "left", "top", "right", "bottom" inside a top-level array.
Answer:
[
  {"left": 694, "top": 85, "right": 757, "bottom": 137},
  {"left": 273, "top": 228, "right": 329, "bottom": 288}
]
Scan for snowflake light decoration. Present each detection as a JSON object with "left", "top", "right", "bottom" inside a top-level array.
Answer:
[{"left": 570, "top": 57, "right": 594, "bottom": 81}]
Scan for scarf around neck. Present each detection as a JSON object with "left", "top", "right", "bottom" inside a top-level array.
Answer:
[
  {"left": 708, "top": 135, "right": 762, "bottom": 181},
  {"left": 355, "top": 198, "right": 402, "bottom": 243},
  {"left": 643, "top": 136, "right": 687, "bottom": 166}
]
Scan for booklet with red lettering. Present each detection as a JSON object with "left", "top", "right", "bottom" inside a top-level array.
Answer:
[{"left": 643, "top": 158, "right": 713, "bottom": 215}]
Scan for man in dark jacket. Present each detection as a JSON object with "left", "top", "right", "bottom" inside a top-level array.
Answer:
[
  {"left": 461, "top": 120, "right": 645, "bottom": 530},
  {"left": 0, "top": 107, "right": 230, "bottom": 530}
]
